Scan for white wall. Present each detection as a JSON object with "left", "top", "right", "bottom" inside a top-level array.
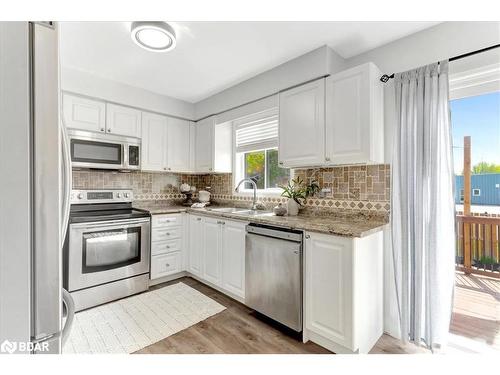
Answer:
[
  {"left": 194, "top": 45, "right": 346, "bottom": 119},
  {"left": 342, "top": 21, "right": 500, "bottom": 338},
  {"left": 61, "top": 67, "right": 196, "bottom": 120}
]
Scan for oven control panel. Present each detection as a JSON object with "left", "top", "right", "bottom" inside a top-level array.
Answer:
[{"left": 71, "top": 189, "right": 133, "bottom": 204}]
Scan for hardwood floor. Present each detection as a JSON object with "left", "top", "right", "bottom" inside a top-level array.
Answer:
[
  {"left": 135, "top": 274, "right": 499, "bottom": 354},
  {"left": 136, "top": 277, "right": 329, "bottom": 354}
]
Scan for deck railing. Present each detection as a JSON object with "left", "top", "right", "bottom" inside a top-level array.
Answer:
[{"left": 456, "top": 214, "right": 500, "bottom": 278}]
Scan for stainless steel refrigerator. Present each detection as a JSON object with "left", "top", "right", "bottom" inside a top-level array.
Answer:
[{"left": 0, "top": 21, "right": 73, "bottom": 354}]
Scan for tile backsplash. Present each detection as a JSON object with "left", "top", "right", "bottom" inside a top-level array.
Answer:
[{"left": 72, "top": 164, "right": 390, "bottom": 216}]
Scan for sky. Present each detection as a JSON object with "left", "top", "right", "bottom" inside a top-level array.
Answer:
[{"left": 451, "top": 91, "right": 500, "bottom": 174}]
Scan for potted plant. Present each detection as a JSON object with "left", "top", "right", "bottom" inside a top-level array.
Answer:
[{"left": 280, "top": 177, "right": 320, "bottom": 216}]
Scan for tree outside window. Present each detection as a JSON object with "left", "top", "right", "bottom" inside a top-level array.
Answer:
[{"left": 242, "top": 148, "right": 289, "bottom": 190}]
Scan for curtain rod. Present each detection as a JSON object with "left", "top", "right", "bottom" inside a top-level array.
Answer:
[{"left": 379, "top": 43, "right": 500, "bottom": 83}]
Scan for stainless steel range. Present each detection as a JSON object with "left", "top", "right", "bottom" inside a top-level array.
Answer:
[{"left": 63, "top": 189, "right": 150, "bottom": 311}]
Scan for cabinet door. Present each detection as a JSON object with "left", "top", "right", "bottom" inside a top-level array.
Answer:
[
  {"left": 278, "top": 79, "right": 325, "bottom": 168},
  {"left": 106, "top": 103, "right": 142, "bottom": 137},
  {"left": 141, "top": 112, "right": 167, "bottom": 172},
  {"left": 203, "top": 217, "right": 222, "bottom": 286},
  {"left": 195, "top": 117, "right": 214, "bottom": 172},
  {"left": 188, "top": 215, "right": 203, "bottom": 276},
  {"left": 62, "top": 93, "right": 106, "bottom": 133},
  {"left": 305, "top": 232, "right": 354, "bottom": 351},
  {"left": 167, "top": 117, "right": 191, "bottom": 172},
  {"left": 325, "top": 63, "right": 383, "bottom": 164},
  {"left": 221, "top": 219, "right": 246, "bottom": 299}
]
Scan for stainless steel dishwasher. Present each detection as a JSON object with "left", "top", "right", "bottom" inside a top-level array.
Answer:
[{"left": 245, "top": 223, "right": 303, "bottom": 332}]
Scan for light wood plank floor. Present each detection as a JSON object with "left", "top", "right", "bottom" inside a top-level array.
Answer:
[{"left": 135, "top": 274, "right": 499, "bottom": 354}]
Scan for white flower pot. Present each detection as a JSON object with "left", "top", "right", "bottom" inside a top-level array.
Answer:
[{"left": 287, "top": 199, "right": 299, "bottom": 216}]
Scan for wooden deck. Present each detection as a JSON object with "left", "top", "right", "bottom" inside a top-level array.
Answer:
[
  {"left": 449, "top": 272, "right": 500, "bottom": 352},
  {"left": 135, "top": 274, "right": 499, "bottom": 354}
]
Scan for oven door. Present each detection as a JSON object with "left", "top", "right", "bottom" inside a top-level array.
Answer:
[
  {"left": 70, "top": 137, "right": 124, "bottom": 169},
  {"left": 67, "top": 218, "right": 150, "bottom": 292}
]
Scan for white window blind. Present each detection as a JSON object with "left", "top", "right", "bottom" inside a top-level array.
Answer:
[{"left": 234, "top": 108, "right": 278, "bottom": 153}]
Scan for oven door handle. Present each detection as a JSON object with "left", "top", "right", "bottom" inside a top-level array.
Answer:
[{"left": 70, "top": 218, "right": 150, "bottom": 230}]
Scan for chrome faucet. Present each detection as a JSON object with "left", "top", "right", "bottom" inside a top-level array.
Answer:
[{"left": 235, "top": 178, "right": 259, "bottom": 210}]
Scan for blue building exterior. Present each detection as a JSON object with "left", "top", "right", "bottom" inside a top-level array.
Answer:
[{"left": 455, "top": 174, "right": 500, "bottom": 205}]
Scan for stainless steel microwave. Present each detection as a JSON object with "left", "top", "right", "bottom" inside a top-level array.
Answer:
[{"left": 68, "top": 129, "right": 140, "bottom": 170}]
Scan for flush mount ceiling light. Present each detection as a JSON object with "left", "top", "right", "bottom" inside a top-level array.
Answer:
[{"left": 131, "top": 21, "right": 176, "bottom": 52}]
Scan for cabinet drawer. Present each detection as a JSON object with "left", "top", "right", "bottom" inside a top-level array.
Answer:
[
  {"left": 150, "top": 252, "right": 181, "bottom": 279},
  {"left": 151, "top": 238, "right": 181, "bottom": 256},
  {"left": 152, "top": 227, "right": 182, "bottom": 242},
  {"left": 152, "top": 214, "right": 183, "bottom": 228}
]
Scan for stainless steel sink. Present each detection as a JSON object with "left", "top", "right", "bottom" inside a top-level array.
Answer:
[
  {"left": 207, "top": 207, "right": 248, "bottom": 213},
  {"left": 206, "top": 207, "right": 272, "bottom": 216}
]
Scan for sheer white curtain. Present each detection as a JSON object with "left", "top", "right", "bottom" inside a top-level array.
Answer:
[{"left": 391, "top": 61, "right": 455, "bottom": 350}]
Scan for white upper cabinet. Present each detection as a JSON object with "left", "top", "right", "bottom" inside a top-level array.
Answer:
[
  {"left": 141, "top": 112, "right": 168, "bottom": 172},
  {"left": 141, "top": 112, "right": 194, "bottom": 173},
  {"left": 325, "top": 63, "right": 384, "bottom": 165},
  {"left": 62, "top": 93, "right": 106, "bottom": 133},
  {"left": 167, "top": 117, "right": 192, "bottom": 172},
  {"left": 195, "top": 116, "right": 232, "bottom": 173},
  {"left": 106, "top": 103, "right": 142, "bottom": 138},
  {"left": 195, "top": 117, "right": 214, "bottom": 172},
  {"left": 278, "top": 79, "right": 325, "bottom": 168}
]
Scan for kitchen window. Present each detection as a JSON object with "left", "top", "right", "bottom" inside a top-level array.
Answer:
[{"left": 234, "top": 109, "right": 290, "bottom": 193}]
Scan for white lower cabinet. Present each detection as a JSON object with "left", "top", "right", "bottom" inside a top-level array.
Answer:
[
  {"left": 221, "top": 220, "right": 246, "bottom": 299},
  {"left": 188, "top": 214, "right": 246, "bottom": 300},
  {"left": 150, "top": 213, "right": 185, "bottom": 280},
  {"left": 203, "top": 217, "right": 223, "bottom": 285},
  {"left": 304, "top": 230, "right": 383, "bottom": 354},
  {"left": 188, "top": 215, "right": 204, "bottom": 276}
]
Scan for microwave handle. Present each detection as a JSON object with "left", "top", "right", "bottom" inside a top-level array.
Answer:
[{"left": 123, "top": 143, "right": 127, "bottom": 167}]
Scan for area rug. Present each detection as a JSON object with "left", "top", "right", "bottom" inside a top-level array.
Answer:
[{"left": 63, "top": 282, "right": 226, "bottom": 354}]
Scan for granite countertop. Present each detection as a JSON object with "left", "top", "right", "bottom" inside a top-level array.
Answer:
[{"left": 133, "top": 201, "right": 388, "bottom": 238}]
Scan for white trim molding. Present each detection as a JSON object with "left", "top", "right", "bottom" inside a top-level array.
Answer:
[{"left": 449, "top": 63, "right": 500, "bottom": 100}]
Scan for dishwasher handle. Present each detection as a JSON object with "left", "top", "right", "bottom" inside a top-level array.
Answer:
[{"left": 246, "top": 223, "right": 303, "bottom": 243}]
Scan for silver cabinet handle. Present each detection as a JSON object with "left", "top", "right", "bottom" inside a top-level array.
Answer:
[
  {"left": 279, "top": 161, "right": 284, "bottom": 165},
  {"left": 325, "top": 157, "right": 331, "bottom": 162},
  {"left": 165, "top": 232, "right": 170, "bottom": 236},
  {"left": 196, "top": 217, "right": 201, "bottom": 221},
  {"left": 221, "top": 221, "right": 225, "bottom": 225},
  {"left": 163, "top": 167, "right": 167, "bottom": 170},
  {"left": 305, "top": 234, "right": 310, "bottom": 239},
  {"left": 209, "top": 168, "right": 213, "bottom": 171},
  {"left": 100, "top": 127, "right": 105, "bottom": 132},
  {"left": 107, "top": 128, "right": 111, "bottom": 132},
  {"left": 168, "top": 167, "right": 171, "bottom": 170},
  {"left": 165, "top": 263, "right": 170, "bottom": 267}
]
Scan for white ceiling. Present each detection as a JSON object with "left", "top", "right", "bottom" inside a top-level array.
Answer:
[{"left": 60, "top": 21, "right": 439, "bottom": 103}]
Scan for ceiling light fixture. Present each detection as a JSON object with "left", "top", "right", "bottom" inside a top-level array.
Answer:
[{"left": 130, "top": 21, "right": 176, "bottom": 52}]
